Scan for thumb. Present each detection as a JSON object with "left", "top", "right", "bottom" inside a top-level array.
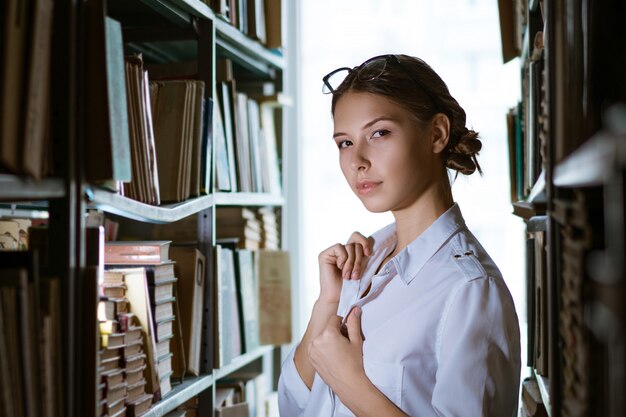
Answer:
[{"left": 346, "top": 307, "right": 363, "bottom": 346}]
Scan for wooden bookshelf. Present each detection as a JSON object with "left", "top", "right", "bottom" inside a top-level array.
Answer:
[
  {"left": 500, "top": 0, "right": 626, "bottom": 415},
  {"left": 0, "top": 0, "right": 292, "bottom": 415}
]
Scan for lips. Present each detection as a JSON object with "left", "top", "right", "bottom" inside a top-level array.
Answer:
[{"left": 355, "top": 180, "right": 381, "bottom": 195}]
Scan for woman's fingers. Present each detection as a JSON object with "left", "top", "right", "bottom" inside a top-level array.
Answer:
[
  {"left": 351, "top": 243, "right": 363, "bottom": 279},
  {"left": 342, "top": 243, "right": 355, "bottom": 279},
  {"left": 348, "top": 231, "right": 374, "bottom": 256}
]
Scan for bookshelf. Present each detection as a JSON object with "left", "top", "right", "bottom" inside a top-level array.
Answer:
[
  {"left": 499, "top": 0, "right": 626, "bottom": 415},
  {"left": 0, "top": 0, "right": 293, "bottom": 416}
]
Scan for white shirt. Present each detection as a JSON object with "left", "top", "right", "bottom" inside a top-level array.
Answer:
[{"left": 278, "top": 203, "right": 521, "bottom": 417}]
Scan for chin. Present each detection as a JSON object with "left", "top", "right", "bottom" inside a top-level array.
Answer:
[{"left": 358, "top": 197, "right": 391, "bottom": 213}]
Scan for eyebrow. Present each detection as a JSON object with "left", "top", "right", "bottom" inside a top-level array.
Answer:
[{"left": 332, "top": 116, "right": 400, "bottom": 139}]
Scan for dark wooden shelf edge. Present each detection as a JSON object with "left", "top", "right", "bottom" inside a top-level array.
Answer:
[
  {"left": 166, "top": 0, "right": 214, "bottom": 19},
  {"left": 0, "top": 175, "right": 65, "bottom": 201},
  {"left": 88, "top": 188, "right": 214, "bottom": 224},
  {"left": 142, "top": 374, "right": 214, "bottom": 417},
  {"left": 214, "top": 18, "right": 285, "bottom": 70},
  {"left": 214, "top": 345, "right": 275, "bottom": 380},
  {"left": 534, "top": 368, "right": 551, "bottom": 416},
  {"left": 215, "top": 192, "right": 284, "bottom": 207}
]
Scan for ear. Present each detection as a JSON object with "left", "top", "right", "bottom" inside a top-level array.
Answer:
[{"left": 431, "top": 113, "right": 450, "bottom": 154}]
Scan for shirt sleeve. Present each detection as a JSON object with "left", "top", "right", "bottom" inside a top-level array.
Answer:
[
  {"left": 432, "top": 276, "right": 521, "bottom": 417},
  {"left": 278, "top": 344, "right": 311, "bottom": 416}
]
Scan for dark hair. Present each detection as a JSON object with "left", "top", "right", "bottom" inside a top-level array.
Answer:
[{"left": 330, "top": 54, "right": 482, "bottom": 176}]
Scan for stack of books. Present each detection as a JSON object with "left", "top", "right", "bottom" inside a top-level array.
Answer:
[
  {"left": 104, "top": 240, "right": 181, "bottom": 401},
  {"left": 258, "top": 206, "right": 280, "bottom": 250},
  {"left": 98, "top": 269, "right": 154, "bottom": 417},
  {"left": 216, "top": 207, "right": 281, "bottom": 250}
]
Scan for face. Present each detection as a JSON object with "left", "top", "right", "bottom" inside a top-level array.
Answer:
[{"left": 332, "top": 91, "right": 443, "bottom": 213}]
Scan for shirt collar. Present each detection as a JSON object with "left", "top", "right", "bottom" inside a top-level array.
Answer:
[{"left": 376, "top": 203, "right": 466, "bottom": 285}]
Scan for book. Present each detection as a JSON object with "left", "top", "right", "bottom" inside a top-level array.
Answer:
[
  {"left": 0, "top": 252, "right": 41, "bottom": 417},
  {"left": 23, "top": 0, "right": 54, "bottom": 179},
  {"left": 86, "top": 3, "right": 132, "bottom": 184},
  {"left": 170, "top": 246, "right": 206, "bottom": 376},
  {"left": 105, "top": 241, "right": 171, "bottom": 265},
  {"left": 264, "top": 0, "right": 282, "bottom": 48},
  {"left": 0, "top": 0, "right": 29, "bottom": 173},
  {"left": 215, "top": 245, "right": 243, "bottom": 368},
  {"left": 214, "top": 90, "right": 233, "bottom": 192},
  {"left": 151, "top": 80, "right": 206, "bottom": 202},
  {"left": 234, "top": 249, "right": 259, "bottom": 353},
  {"left": 124, "top": 54, "right": 161, "bottom": 205},
  {"left": 122, "top": 268, "right": 162, "bottom": 400},
  {"left": 257, "top": 250, "right": 291, "bottom": 345}
]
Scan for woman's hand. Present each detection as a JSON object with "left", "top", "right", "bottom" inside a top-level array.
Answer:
[
  {"left": 317, "top": 232, "right": 374, "bottom": 304},
  {"left": 308, "top": 307, "right": 366, "bottom": 391}
]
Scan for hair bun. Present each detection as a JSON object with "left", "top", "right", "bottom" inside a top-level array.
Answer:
[
  {"left": 455, "top": 130, "right": 482, "bottom": 155},
  {"left": 445, "top": 129, "right": 482, "bottom": 176},
  {"left": 445, "top": 153, "right": 477, "bottom": 175}
]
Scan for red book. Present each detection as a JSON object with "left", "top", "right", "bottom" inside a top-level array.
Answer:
[{"left": 105, "top": 241, "right": 171, "bottom": 264}]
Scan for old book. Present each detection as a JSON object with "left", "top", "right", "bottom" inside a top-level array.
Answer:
[
  {"left": 125, "top": 353, "right": 147, "bottom": 372},
  {"left": 257, "top": 250, "right": 291, "bottom": 345},
  {"left": 264, "top": 0, "right": 282, "bottom": 48},
  {"left": 127, "top": 379, "right": 147, "bottom": 402},
  {"left": 259, "top": 99, "right": 283, "bottom": 195},
  {"left": 234, "top": 92, "right": 253, "bottom": 192},
  {"left": 106, "top": 380, "right": 128, "bottom": 404},
  {"left": 247, "top": 0, "right": 266, "bottom": 43},
  {"left": 0, "top": 252, "right": 41, "bottom": 417},
  {"left": 127, "top": 393, "right": 152, "bottom": 417},
  {"left": 122, "top": 268, "right": 161, "bottom": 399},
  {"left": 170, "top": 247, "right": 206, "bottom": 376},
  {"left": 103, "top": 283, "right": 126, "bottom": 298},
  {"left": 105, "top": 241, "right": 171, "bottom": 265},
  {"left": 85, "top": 2, "right": 132, "bottom": 183},
  {"left": 220, "top": 80, "right": 240, "bottom": 192},
  {"left": 155, "top": 317, "right": 175, "bottom": 342},
  {"left": 149, "top": 281, "right": 176, "bottom": 303},
  {"left": 126, "top": 364, "right": 147, "bottom": 385},
  {"left": 234, "top": 249, "right": 259, "bottom": 353},
  {"left": 214, "top": 91, "right": 233, "bottom": 191},
  {"left": 102, "top": 368, "right": 125, "bottom": 388},
  {"left": 153, "top": 301, "right": 175, "bottom": 322},
  {"left": 22, "top": 0, "right": 54, "bottom": 179},
  {"left": 0, "top": 0, "right": 29, "bottom": 173},
  {"left": 124, "top": 55, "right": 161, "bottom": 205}
]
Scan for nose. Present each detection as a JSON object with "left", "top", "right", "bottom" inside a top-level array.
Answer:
[{"left": 349, "top": 142, "right": 370, "bottom": 172}]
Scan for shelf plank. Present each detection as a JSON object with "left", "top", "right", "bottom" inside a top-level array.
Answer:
[
  {"left": 214, "top": 345, "right": 274, "bottom": 380},
  {"left": 0, "top": 175, "right": 65, "bottom": 201},
  {"left": 534, "top": 369, "right": 551, "bottom": 416},
  {"left": 139, "top": 0, "right": 214, "bottom": 23},
  {"left": 88, "top": 188, "right": 214, "bottom": 224},
  {"left": 554, "top": 130, "right": 626, "bottom": 188},
  {"left": 142, "top": 375, "right": 214, "bottom": 417},
  {"left": 215, "top": 192, "right": 284, "bottom": 207},
  {"left": 141, "top": 346, "right": 274, "bottom": 417},
  {"left": 214, "top": 18, "right": 285, "bottom": 71}
]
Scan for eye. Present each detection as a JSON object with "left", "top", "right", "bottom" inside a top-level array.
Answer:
[
  {"left": 337, "top": 139, "right": 353, "bottom": 149},
  {"left": 371, "top": 129, "right": 390, "bottom": 139}
]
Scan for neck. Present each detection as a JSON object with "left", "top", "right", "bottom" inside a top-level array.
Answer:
[{"left": 391, "top": 179, "right": 453, "bottom": 253}]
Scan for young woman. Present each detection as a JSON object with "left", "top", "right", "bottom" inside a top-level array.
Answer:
[{"left": 278, "top": 54, "right": 521, "bottom": 417}]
